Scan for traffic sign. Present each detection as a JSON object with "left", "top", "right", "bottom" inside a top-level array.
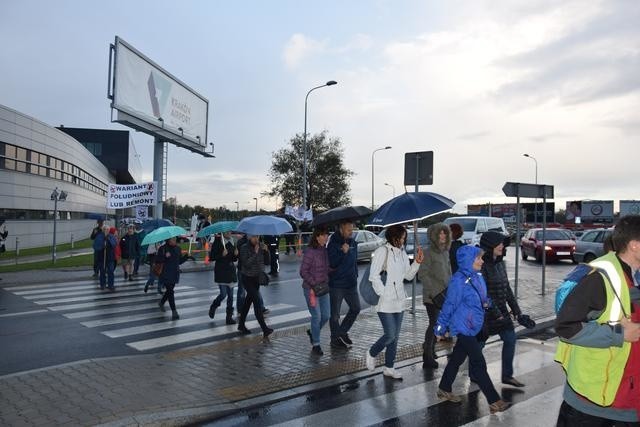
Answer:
[{"left": 502, "top": 182, "right": 554, "bottom": 199}]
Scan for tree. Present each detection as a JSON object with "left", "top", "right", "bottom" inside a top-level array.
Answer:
[{"left": 266, "top": 131, "right": 354, "bottom": 211}]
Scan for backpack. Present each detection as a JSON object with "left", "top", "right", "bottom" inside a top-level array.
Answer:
[
  {"left": 554, "top": 263, "right": 611, "bottom": 314},
  {"left": 358, "top": 247, "right": 389, "bottom": 306}
]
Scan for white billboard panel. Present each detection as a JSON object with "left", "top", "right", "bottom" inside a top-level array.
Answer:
[
  {"left": 111, "top": 37, "right": 208, "bottom": 150},
  {"left": 581, "top": 200, "right": 614, "bottom": 221},
  {"left": 620, "top": 200, "right": 640, "bottom": 216}
]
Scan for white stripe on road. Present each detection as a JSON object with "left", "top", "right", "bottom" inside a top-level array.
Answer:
[
  {"left": 14, "top": 281, "right": 149, "bottom": 296},
  {"left": 103, "top": 304, "right": 294, "bottom": 338},
  {"left": 127, "top": 310, "right": 310, "bottom": 351},
  {"left": 80, "top": 302, "right": 212, "bottom": 327},
  {"left": 45, "top": 289, "right": 208, "bottom": 311},
  {"left": 3, "top": 278, "right": 140, "bottom": 291},
  {"left": 0, "top": 309, "right": 49, "bottom": 318},
  {"left": 32, "top": 286, "right": 193, "bottom": 304}
]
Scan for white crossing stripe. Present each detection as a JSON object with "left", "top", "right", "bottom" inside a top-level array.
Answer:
[
  {"left": 14, "top": 281, "right": 149, "bottom": 296},
  {"left": 103, "top": 304, "right": 294, "bottom": 338},
  {"left": 80, "top": 302, "right": 214, "bottom": 327},
  {"left": 127, "top": 310, "right": 310, "bottom": 351},
  {"left": 3, "top": 278, "right": 140, "bottom": 291},
  {"left": 45, "top": 289, "right": 207, "bottom": 311},
  {"left": 31, "top": 286, "right": 193, "bottom": 304}
]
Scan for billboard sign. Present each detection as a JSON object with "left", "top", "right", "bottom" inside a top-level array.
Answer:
[
  {"left": 107, "top": 182, "right": 158, "bottom": 209},
  {"left": 620, "top": 200, "right": 640, "bottom": 216},
  {"left": 581, "top": 200, "right": 614, "bottom": 222},
  {"left": 109, "top": 37, "right": 210, "bottom": 155}
]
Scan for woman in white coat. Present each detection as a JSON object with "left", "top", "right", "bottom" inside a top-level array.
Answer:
[{"left": 365, "top": 225, "right": 424, "bottom": 379}]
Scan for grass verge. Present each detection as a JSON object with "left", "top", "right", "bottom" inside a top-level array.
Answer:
[
  {"left": 0, "top": 253, "right": 93, "bottom": 273},
  {"left": 4, "top": 238, "right": 94, "bottom": 258}
]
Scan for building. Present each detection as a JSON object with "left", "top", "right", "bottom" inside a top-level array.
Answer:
[{"left": 0, "top": 104, "right": 139, "bottom": 250}]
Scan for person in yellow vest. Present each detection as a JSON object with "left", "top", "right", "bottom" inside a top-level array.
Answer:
[{"left": 555, "top": 215, "right": 640, "bottom": 425}]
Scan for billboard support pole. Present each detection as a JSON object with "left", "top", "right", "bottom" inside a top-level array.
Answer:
[
  {"left": 153, "top": 137, "right": 164, "bottom": 219},
  {"left": 514, "top": 195, "right": 521, "bottom": 299}
]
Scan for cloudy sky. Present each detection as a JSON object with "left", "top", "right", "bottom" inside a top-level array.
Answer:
[{"left": 1, "top": 0, "right": 638, "bottom": 213}]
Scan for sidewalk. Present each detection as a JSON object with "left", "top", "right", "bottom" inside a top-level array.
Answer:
[{"left": 0, "top": 273, "right": 558, "bottom": 427}]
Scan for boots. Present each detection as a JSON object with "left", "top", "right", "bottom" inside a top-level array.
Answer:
[
  {"left": 171, "top": 310, "right": 180, "bottom": 320},
  {"left": 226, "top": 307, "right": 237, "bottom": 325},
  {"left": 208, "top": 300, "right": 220, "bottom": 319}
]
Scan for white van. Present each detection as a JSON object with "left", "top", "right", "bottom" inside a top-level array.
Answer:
[{"left": 443, "top": 216, "right": 508, "bottom": 247}]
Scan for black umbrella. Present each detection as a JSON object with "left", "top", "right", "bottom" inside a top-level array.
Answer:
[{"left": 312, "top": 205, "right": 373, "bottom": 226}]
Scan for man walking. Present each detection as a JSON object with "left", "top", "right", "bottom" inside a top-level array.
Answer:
[
  {"left": 90, "top": 219, "right": 104, "bottom": 278},
  {"left": 328, "top": 220, "right": 360, "bottom": 349},
  {"left": 555, "top": 215, "right": 640, "bottom": 425}
]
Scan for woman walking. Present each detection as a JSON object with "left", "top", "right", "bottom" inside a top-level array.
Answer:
[
  {"left": 365, "top": 225, "right": 423, "bottom": 380},
  {"left": 237, "top": 235, "right": 273, "bottom": 338},
  {"left": 156, "top": 237, "right": 189, "bottom": 320},
  {"left": 300, "top": 226, "right": 331, "bottom": 355},
  {"left": 208, "top": 232, "right": 239, "bottom": 325},
  {"left": 434, "top": 245, "right": 510, "bottom": 413}
]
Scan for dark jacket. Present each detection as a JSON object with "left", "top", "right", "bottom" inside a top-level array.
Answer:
[
  {"left": 212, "top": 237, "right": 238, "bottom": 284},
  {"left": 327, "top": 232, "right": 358, "bottom": 289},
  {"left": 300, "top": 246, "right": 330, "bottom": 289},
  {"left": 156, "top": 243, "right": 188, "bottom": 284},
  {"left": 418, "top": 223, "right": 452, "bottom": 304},
  {"left": 236, "top": 236, "right": 248, "bottom": 269},
  {"left": 239, "top": 241, "right": 270, "bottom": 277},
  {"left": 90, "top": 225, "right": 103, "bottom": 250},
  {"left": 481, "top": 252, "right": 520, "bottom": 333},
  {"left": 449, "top": 240, "right": 464, "bottom": 273},
  {"left": 97, "top": 234, "right": 118, "bottom": 264},
  {"left": 119, "top": 233, "right": 140, "bottom": 259}
]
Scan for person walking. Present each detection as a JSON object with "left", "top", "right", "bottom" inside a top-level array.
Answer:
[
  {"left": 449, "top": 223, "right": 464, "bottom": 273},
  {"left": 98, "top": 226, "right": 118, "bottom": 291},
  {"left": 300, "top": 226, "right": 331, "bottom": 356},
  {"left": 237, "top": 234, "right": 273, "bottom": 337},
  {"left": 236, "top": 233, "right": 267, "bottom": 316},
  {"left": 264, "top": 234, "right": 280, "bottom": 276},
  {"left": 156, "top": 237, "right": 189, "bottom": 320},
  {"left": 328, "top": 220, "right": 360, "bottom": 349},
  {"left": 208, "top": 232, "right": 239, "bottom": 325},
  {"left": 434, "top": 245, "right": 510, "bottom": 414},
  {"left": 143, "top": 242, "right": 164, "bottom": 294},
  {"left": 0, "top": 221, "right": 7, "bottom": 281},
  {"left": 555, "top": 215, "right": 640, "bottom": 425},
  {"left": 90, "top": 219, "right": 104, "bottom": 278},
  {"left": 119, "top": 224, "right": 140, "bottom": 281},
  {"left": 479, "top": 231, "right": 525, "bottom": 387},
  {"left": 417, "top": 223, "right": 452, "bottom": 370},
  {"left": 365, "top": 225, "right": 423, "bottom": 379}
]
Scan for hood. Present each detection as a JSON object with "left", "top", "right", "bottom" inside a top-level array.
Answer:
[
  {"left": 457, "top": 245, "right": 482, "bottom": 276},
  {"left": 479, "top": 231, "right": 505, "bottom": 251},
  {"left": 428, "top": 223, "right": 451, "bottom": 252}
]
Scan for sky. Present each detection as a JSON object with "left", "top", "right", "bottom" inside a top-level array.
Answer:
[{"left": 1, "top": 0, "right": 638, "bottom": 214}]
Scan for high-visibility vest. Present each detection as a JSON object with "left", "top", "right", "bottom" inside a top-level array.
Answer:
[{"left": 555, "top": 252, "right": 631, "bottom": 406}]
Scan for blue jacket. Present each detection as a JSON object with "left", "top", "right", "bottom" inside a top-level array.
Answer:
[
  {"left": 93, "top": 231, "right": 105, "bottom": 251},
  {"left": 327, "top": 232, "right": 358, "bottom": 289},
  {"left": 435, "top": 245, "right": 490, "bottom": 337}
]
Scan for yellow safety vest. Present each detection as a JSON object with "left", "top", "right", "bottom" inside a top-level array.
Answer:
[{"left": 555, "top": 252, "right": 631, "bottom": 406}]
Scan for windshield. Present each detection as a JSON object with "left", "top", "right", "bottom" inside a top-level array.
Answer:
[
  {"left": 406, "top": 232, "right": 429, "bottom": 246},
  {"left": 535, "top": 230, "right": 571, "bottom": 240},
  {"left": 445, "top": 218, "right": 477, "bottom": 232}
]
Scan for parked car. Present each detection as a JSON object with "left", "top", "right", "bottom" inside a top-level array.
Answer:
[
  {"left": 377, "top": 227, "right": 429, "bottom": 262},
  {"left": 573, "top": 228, "right": 613, "bottom": 263},
  {"left": 443, "top": 216, "right": 508, "bottom": 246},
  {"left": 352, "top": 230, "right": 385, "bottom": 262},
  {"left": 520, "top": 228, "right": 576, "bottom": 263}
]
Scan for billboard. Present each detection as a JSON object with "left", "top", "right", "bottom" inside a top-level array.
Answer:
[
  {"left": 581, "top": 200, "right": 614, "bottom": 222},
  {"left": 620, "top": 200, "right": 640, "bottom": 216},
  {"left": 467, "top": 203, "right": 554, "bottom": 223},
  {"left": 109, "top": 37, "right": 210, "bottom": 155}
]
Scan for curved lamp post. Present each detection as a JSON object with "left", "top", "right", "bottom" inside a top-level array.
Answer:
[{"left": 371, "top": 146, "right": 392, "bottom": 209}]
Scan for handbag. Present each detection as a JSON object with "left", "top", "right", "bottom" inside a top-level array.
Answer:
[
  {"left": 310, "top": 281, "right": 330, "bottom": 297},
  {"left": 259, "top": 271, "right": 270, "bottom": 286},
  {"left": 152, "top": 263, "right": 163, "bottom": 277},
  {"left": 358, "top": 247, "right": 388, "bottom": 306}
]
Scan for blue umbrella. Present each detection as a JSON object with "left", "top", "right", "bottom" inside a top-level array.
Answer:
[
  {"left": 141, "top": 218, "right": 174, "bottom": 232},
  {"left": 197, "top": 221, "right": 239, "bottom": 238},
  {"left": 141, "top": 226, "right": 188, "bottom": 246},
  {"left": 236, "top": 216, "right": 293, "bottom": 236},
  {"left": 367, "top": 192, "right": 455, "bottom": 227}
]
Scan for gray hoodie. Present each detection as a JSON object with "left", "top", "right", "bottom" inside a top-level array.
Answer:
[{"left": 417, "top": 223, "right": 452, "bottom": 304}]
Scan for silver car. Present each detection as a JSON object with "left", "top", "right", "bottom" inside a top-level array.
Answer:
[
  {"left": 573, "top": 228, "right": 613, "bottom": 263},
  {"left": 353, "top": 230, "right": 386, "bottom": 262}
]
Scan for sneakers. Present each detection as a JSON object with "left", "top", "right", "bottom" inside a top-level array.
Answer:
[
  {"left": 489, "top": 399, "right": 510, "bottom": 413},
  {"left": 365, "top": 350, "right": 376, "bottom": 371},
  {"left": 502, "top": 377, "right": 525, "bottom": 387},
  {"left": 437, "top": 388, "right": 462, "bottom": 403},
  {"left": 382, "top": 367, "right": 403, "bottom": 380},
  {"left": 331, "top": 339, "right": 349, "bottom": 349}
]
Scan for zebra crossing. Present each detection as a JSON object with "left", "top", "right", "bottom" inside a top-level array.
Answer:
[{"left": 4, "top": 278, "right": 310, "bottom": 352}]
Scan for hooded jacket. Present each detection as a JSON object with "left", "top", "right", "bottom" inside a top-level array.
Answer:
[
  {"left": 327, "top": 231, "right": 358, "bottom": 289},
  {"left": 212, "top": 236, "right": 238, "bottom": 284},
  {"left": 435, "top": 246, "right": 490, "bottom": 337},
  {"left": 418, "top": 223, "right": 452, "bottom": 304},
  {"left": 370, "top": 243, "right": 420, "bottom": 313}
]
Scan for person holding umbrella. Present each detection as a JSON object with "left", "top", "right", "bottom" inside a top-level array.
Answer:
[
  {"left": 237, "top": 234, "right": 273, "bottom": 337},
  {"left": 208, "top": 231, "right": 239, "bottom": 324},
  {"left": 156, "top": 236, "right": 190, "bottom": 320}
]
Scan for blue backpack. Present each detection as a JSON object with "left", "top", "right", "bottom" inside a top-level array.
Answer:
[
  {"left": 554, "top": 263, "right": 610, "bottom": 313},
  {"left": 358, "top": 247, "right": 388, "bottom": 306}
]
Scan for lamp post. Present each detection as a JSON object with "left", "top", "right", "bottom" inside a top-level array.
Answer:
[
  {"left": 371, "top": 146, "right": 392, "bottom": 209},
  {"left": 234, "top": 201, "right": 239, "bottom": 219},
  {"left": 523, "top": 153, "right": 538, "bottom": 225},
  {"left": 253, "top": 197, "right": 258, "bottom": 213},
  {"left": 384, "top": 182, "right": 396, "bottom": 198},
  {"left": 303, "top": 80, "right": 337, "bottom": 210},
  {"left": 50, "top": 187, "right": 67, "bottom": 264}
]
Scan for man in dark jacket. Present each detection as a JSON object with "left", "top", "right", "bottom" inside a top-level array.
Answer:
[
  {"left": 156, "top": 237, "right": 190, "bottom": 320},
  {"left": 90, "top": 219, "right": 104, "bottom": 278},
  {"left": 119, "top": 225, "right": 140, "bottom": 281},
  {"left": 236, "top": 234, "right": 266, "bottom": 315},
  {"left": 448, "top": 223, "right": 464, "bottom": 273},
  {"left": 479, "top": 231, "right": 524, "bottom": 387},
  {"left": 328, "top": 220, "right": 360, "bottom": 349}
]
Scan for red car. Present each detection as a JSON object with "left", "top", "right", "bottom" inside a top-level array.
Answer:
[{"left": 520, "top": 228, "right": 576, "bottom": 263}]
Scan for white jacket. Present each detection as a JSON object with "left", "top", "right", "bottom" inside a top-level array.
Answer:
[{"left": 369, "top": 243, "right": 420, "bottom": 313}]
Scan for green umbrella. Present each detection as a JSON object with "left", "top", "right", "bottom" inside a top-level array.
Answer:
[
  {"left": 141, "top": 225, "right": 188, "bottom": 246},
  {"left": 196, "top": 221, "right": 239, "bottom": 238}
]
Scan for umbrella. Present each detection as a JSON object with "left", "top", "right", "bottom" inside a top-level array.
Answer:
[
  {"left": 197, "top": 221, "right": 239, "bottom": 238},
  {"left": 236, "top": 216, "right": 293, "bottom": 236},
  {"left": 367, "top": 192, "right": 455, "bottom": 227},
  {"left": 141, "top": 218, "right": 174, "bottom": 232},
  {"left": 141, "top": 225, "right": 188, "bottom": 246},
  {"left": 312, "top": 206, "right": 373, "bottom": 227},
  {"left": 87, "top": 213, "right": 106, "bottom": 220}
]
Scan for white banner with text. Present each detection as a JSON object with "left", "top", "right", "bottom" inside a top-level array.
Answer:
[{"left": 107, "top": 182, "right": 158, "bottom": 209}]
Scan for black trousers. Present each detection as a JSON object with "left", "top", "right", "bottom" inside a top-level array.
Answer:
[
  {"left": 160, "top": 283, "right": 176, "bottom": 311},
  {"left": 239, "top": 275, "right": 268, "bottom": 332},
  {"left": 423, "top": 303, "right": 440, "bottom": 362},
  {"left": 556, "top": 401, "right": 640, "bottom": 427}
]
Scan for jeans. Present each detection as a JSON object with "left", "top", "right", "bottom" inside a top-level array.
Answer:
[
  {"left": 423, "top": 303, "right": 440, "bottom": 362},
  {"left": 303, "top": 287, "right": 330, "bottom": 346},
  {"left": 93, "top": 250, "right": 100, "bottom": 275},
  {"left": 439, "top": 334, "right": 500, "bottom": 404},
  {"left": 329, "top": 286, "right": 361, "bottom": 340},
  {"left": 237, "top": 269, "right": 264, "bottom": 313},
  {"left": 476, "top": 327, "right": 516, "bottom": 380},
  {"left": 145, "top": 269, "right": 164, "bottom": 293},
  {"left": 213, "top": 284, "right": 234, "bottom": 310},
  {"left": 239, "top": 275, "right": 269, "bottom": 332},
  {"left": 133, "top": 256, "right": 141, "bottom": 274},
  {"left": 556, "top": 401, "right": 638, "bottom": 427},
  {"left": 160, "top": 283, "right": 176, "bottom": 311},
  {"left": 99, "top": 260, "right": 115, "bottom": 289},
  {"left": 370, "top": 311, "right": 404, "bottom": 368}
]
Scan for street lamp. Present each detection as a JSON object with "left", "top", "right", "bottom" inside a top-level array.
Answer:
[
  {"left": 253, "top": 197, "right": 258, "bottom": 212},
  {"left": 50, "top": 187, "right": 67, "bottom": 263},
  {"left": 234, "top": 201, "right": 239, "bottom": 219},
  {"left": 523, "top": 153, "right": 538, "bottom": 225},
  {"left": 371, "top": 146, "right": 392, "bottom": 209},
  {"left": 303, "top": 80, "right": 338, "bottom": 210},
  {"left": 384, "top": 182, "right": 396, "bottom": 198}
]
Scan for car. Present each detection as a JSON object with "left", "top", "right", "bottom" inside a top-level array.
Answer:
[
  {"left": 520, "top": 228, "right": 576, "bottom": 263},
  {"left": 573, "top": 228, "right": 613, "bottom": 263},
  {"left": 443, "top": 216, "right": 508, "bottom": 246},
  {"left": 352, "top": 230, "right": 385, "bottom": 262},
  {"left": 377, "top": 227, "right": 429, "bottom": 262}
]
